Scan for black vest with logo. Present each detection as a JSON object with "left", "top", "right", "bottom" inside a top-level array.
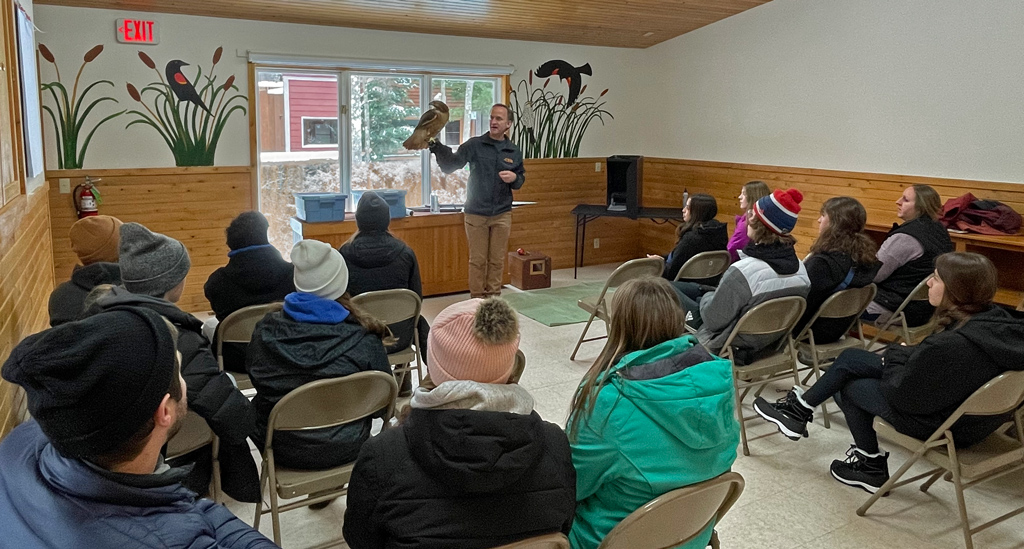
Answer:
[{"left": 875, "top": 217, "right": 953, "bottom": 325}]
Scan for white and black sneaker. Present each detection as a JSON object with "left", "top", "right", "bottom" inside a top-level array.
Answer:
[
  {"left": 753, "top": 388, "right": 812, "bottom": 440},
  {"left": 830, "top": 445, "right": 890, "bottom": 494}
]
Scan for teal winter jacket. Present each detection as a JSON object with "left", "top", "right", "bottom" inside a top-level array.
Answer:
[{"left": 568, "top": 335, "right": 740, "bottom": 549}]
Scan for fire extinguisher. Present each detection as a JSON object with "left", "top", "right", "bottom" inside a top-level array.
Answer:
[{"left": 72, "top": 176, "right": 102, "bottom": 219}]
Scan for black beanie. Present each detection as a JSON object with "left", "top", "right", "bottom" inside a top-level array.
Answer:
[
  {"left": 2, "top": 307, "right": 177, "bottom": 459},
  {"left": 356, "top": 191, "right": 391, "bottom": 232},
  {"left": 226, "top": 211, "right": 271, "bottom": 251}
]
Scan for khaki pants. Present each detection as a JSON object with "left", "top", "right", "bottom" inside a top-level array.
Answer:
[{"left": 464, "top": 212, "right": 512, "bottom": 298}]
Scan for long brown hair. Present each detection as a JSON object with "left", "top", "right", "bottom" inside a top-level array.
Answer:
[
  {"left": 912, "top": 184, "right": 942, "bottom": 220},
  {"left": 675, "top": 194, "right": 718, "bottom": 238},
  {"left": 742, "top": 181, "right": 771, "bottom": 211},
  {"left": 809, "top": 197, "right": 877, "bottom": 264},
  {"left": 337, "top": 293, "right": 398, "bottom": 346},
  {"left": 932, "top": 252, "right": 996, "bottom": 331},
  {"left": 567, "top": 277, "right": 685, "bottom": 440}
]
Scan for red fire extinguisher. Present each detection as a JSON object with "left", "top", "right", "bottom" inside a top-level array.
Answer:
[{"left": 72, "top": 176, "right": 102, "bottom": 219}]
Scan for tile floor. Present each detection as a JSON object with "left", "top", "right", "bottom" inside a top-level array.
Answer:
[{"left": 224, "top": 263, "right": 1024, "bottom": 549}]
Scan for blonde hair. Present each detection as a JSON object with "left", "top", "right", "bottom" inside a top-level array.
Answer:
[
  {"left": 912, "top": 184, "right": 942, "bottom": 220},
  {"left": 567, "top": 277, "right": 685, "bottom": 440},
  {"left": 742, "top": 181, "right": 771, "bottom": 211}
]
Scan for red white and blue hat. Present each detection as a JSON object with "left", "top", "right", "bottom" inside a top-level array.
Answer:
[{"left": 753, "top": 189, "right": 803, "bottom": 235}]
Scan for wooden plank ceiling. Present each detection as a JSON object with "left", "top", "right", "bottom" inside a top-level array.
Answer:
[{"left": 35, "top": 0, "right": 772, "bottom": 48}]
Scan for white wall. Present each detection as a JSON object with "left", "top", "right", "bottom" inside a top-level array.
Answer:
[
  {"left": 34, "top": 5, "right": 646, "bottom": 169},
  {"left": 642, "top": 0, "right": 1024, "bottom": 183}
]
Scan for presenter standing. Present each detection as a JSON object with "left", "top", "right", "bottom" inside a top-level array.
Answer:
[{"left": 430, "top": 104, "right": 525, "bottom": 298}]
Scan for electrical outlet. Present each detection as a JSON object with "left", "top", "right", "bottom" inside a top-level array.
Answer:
[
  {"left": 59, "top": 178, "right": 71, "bottom": 193},
  {"left": 595, "top": 162, "right": 601, "bottom": 172},
  {"left": 593, "top": 238, "right": 600, "bottom": 249}
]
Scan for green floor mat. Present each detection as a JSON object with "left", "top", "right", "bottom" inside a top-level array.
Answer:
[{"left": 502, "top": 282, "right": 606, "bottom": 327}]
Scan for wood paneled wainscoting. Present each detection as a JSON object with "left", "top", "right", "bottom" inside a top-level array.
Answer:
[
  {"left": 0, "top": 185, "right": 55, "bottom": 437},
  {"left": 47, "top": 167, "right": 255, "bottom": 314},
  {"left": 639, "top": 158, "right": 1024, "bottom": 306}
]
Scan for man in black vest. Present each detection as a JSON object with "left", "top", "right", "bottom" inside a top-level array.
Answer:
[{"left": 866, "top": 184, "right": 953, "bottom": 326}]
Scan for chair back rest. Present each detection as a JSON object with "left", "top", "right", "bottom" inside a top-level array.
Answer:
[
  {"left": 796, "top": 284, "right": 876, "bottom": 341},
  {"left": 509, "top": 350, "right": 527, "bottom": 384},
  {"left": 721, "top": 296, "right": 807, "bottom": 351},
  {"left": 265, "top": 371, "right": 398, "bottom": 447},
  {"left": 957, "top": 371, "right": 1024, "bottom": 418},
  {"left": 350, "top": 289, "right": 422, "bottom": 325},
  {"left": 166, "top": 410, "right": 214, "bottom": 459},
  {"left": 598, "top": 472, "right": 745, "bottom": 549},
  {"left": 598, "top": 257, "right": 665, "bottom": 303},
  {"left": 216, "top": 302, "right": 283, "bottom": 352},
  {"left": 674, "top": 250, "right": 732, "bottom": 282},
  {"left": 489, "top": 533, "right": 570, "bottom": 549},
  {"left": 893, "top": 275, "right": 933, "bottom": 314}
]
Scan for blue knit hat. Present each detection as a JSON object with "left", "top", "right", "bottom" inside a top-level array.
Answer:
[{"left": 753, "top": 189, "right": 803, "bottom": 235}]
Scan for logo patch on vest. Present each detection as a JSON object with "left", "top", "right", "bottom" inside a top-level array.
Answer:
[{"left": 504, "top": 157, "right": 514, "bottom": 163}]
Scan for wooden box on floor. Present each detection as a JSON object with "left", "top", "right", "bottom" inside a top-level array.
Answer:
[{"left": 508, "top": 251, "right": 552, "bottom": 290}]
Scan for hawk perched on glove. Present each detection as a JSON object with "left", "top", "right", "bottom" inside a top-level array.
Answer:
[{"left": 403, "top": 101, "right": 450, "bottom": 150}]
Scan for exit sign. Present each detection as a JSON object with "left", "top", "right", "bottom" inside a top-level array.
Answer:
[{"left": 116, "top": 18, "right": 159, "bottom": 45}]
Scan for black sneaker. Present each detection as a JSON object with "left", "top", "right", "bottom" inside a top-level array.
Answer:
[
  {"left": 753, "top": 389, "right": 813, "bottom": 440},
  {"left": 830, "top": 446, "right": 890, "bottom": 494}
]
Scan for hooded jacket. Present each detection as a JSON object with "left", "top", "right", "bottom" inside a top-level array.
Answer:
[
  {"left": 204, "top": 245, "right": 294, "bottom": 322},
  {"left": 343, "top": 382, "right": 575, "bottom": 549},
  {"left": 246, "top": 292, "right": 392, "bottom": 470},
  {"left": 568, "top": 336, "right": 740, "bottom": 549},
  {"left": 696, "top": 242, "right": 810, "bottom": 359},
  {"left": 0, "top": 421, "right": 275, "bottom": 549},
  {"left": 880, "top": 306, "right": 1024, "bottom": 446},
  {"left": 796, "top": 250, "right": 881, "bottom": 343},
  {"left": 662, "top": 219, "right": 729, "bottom": 283},
  {"left": 88, "top": 287, "right": 260, "bottom": 502},
  {"left": 48, "top": 262, "right": 121, "bottom": 327}
]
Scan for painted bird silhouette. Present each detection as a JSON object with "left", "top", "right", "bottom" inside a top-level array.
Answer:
[
  {"left": 403, "top": 100, "right": 450, "bottom": 150},
  {"left": 535, "top": 60, "right": 593, "bottom": 105},
  {"left": 166, "top": 60, "right": 211, "bottom": 115}
]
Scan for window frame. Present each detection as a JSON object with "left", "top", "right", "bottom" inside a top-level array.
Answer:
[{"left": 299, "top": 116, "right": 340, "bottom": 148}]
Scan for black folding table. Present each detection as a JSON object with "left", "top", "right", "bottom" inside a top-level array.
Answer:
[{"left": 571, "top": 204, "right": 684, "bottom": 278}]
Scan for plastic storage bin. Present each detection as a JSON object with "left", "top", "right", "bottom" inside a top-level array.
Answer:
[
  {"left": 294, "top": 193, "right": 347, "bottom": 223},
  {"left": 350, "top": 189, "right": 408, "bottom": 219}
]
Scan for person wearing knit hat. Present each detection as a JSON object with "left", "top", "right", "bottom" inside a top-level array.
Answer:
[
  {"left": 119, "top": 222, "right": 192, "bottom": 302},
  {"left": 0, "top": 308, "right": 276, "bottom": 548},
  {"left": 343, "top": 297, "right": 576, "bottom": 549},
  {"left": 680, "top": 188, "right": 810, "bottom": 360},
  {"left": 244, "top": 238, "right": 393, "bottom": 474},
  {"left": 47, "top": 215, "right": 125, "bottom": 326},
  {"left": 342, "top": 192, "right": 431, "bottom": 394},
  {"left": 204, "top": 211, "right": 294, "bottom": 373}
]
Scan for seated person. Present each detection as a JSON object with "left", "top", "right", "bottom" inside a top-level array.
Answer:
[
  {"left": 727, "top": 180, "right": 771, "bottom": 262},
  {"left": 866, "top": 184, "right": 952, "bottom": 326},
  {"left": 48, "top": 215, "right": 123, "bottom": 326},
  {"left": 91, "top": 222, "right": 260, "bottom": 503},
  {"left": 246, "top": 239, "right": 393, "bottom": 471},
  {"left": 795, "top": 197, "right": 880, "bottom": 342},
  {"left": 567, "top": 277, "right": 739, "bottom": 549},
  {"left": 682, "top": 189, "right": 810, "bottom": 361},
  {"left": 204, "top": 211, "right": 294, "bottom": 373},
  {"left": 754, "top": 252, "right": 1024, "bottom": 494},
  {"left": 344, "top": 298, "right": 576, "bottom": 549},
  {"left": 340, "top": 191, "right": 431, "bottom": 392},
  {"left": 0, "top": 307, "right": 275, "bottom": 548},
  {"left": 649, "top": 193, "right": 728, "bottom": 284}
]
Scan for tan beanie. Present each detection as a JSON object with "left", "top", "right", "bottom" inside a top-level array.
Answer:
[
  {"left": 70, "top": 215, "right": 123, "bottom": 265},
  {"left": 427, "top": 298, "right": 520, "bottom": 385}
]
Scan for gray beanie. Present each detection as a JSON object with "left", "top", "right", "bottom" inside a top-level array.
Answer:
[
  {"left": 291, "top": 239, "right": 349, "bottom": 300},
  {"left": 119, "top": 222, "right": 191, "bottom": 297}
]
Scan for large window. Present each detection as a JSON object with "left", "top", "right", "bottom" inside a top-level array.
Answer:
[{"left": 255, "top": 66, "right": 502, "bottom": 255}]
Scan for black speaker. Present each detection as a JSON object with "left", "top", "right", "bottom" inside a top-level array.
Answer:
[{"left": 607, "top": 155, "right": 643, "bottom": 218}]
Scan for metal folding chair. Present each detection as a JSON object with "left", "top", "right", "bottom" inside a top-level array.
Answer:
[{"left": 215, "top": 302, "right": 284, "bottom": 391}]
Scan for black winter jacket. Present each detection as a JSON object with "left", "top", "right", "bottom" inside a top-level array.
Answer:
[
  {"left": 880, "top": 306, "right": 1024, "bottom": 447},
  {"left": 48, "top": 262, "right": 121, "bottom": 326},
  {"left": 662, "top": 220, "right": 729, "bottom": 284},
  {"left": 343, "top": 407, "right": 576, "bottom": 549},
  {"left": 796, "top": 251, "right": 880, "bottom": 343},
  {"left": 341, "top": 231, "right": 429, "bottom": 358},
  {"left": 246, "top": 310, "right": 392, "bottom": 470},
  {"left": 87, "top": 288, "right": 260, "bottom": 502}
]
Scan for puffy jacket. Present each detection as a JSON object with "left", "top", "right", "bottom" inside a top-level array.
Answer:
[
  {"left": 879, "top": 306, "right": 1024, "bottom": 446},
  {"left": 797, "top": 250, "right": 880, "bottom": 343},
  {"left": 343, "top": 383, "right": 576, "bottom": 549},
  {"left": 246, "top": 293, "right": 392, "bottom": 469},
  {"left": 874, "top": 217, "right": 953, "bottom": 325},
  {"left": 662, "top": 219, "right": 729, "bottom": 283},
  {"left": 48, "top": 262, "right": 121, "bottom": 326},
  {"left": 0, "top": 421, "right": 276, "bottom": 549},
  {"left": 88, "top": 288, "right": 260, "bottom": 502},
  {"left": 568, "top": 336, "right": 740, "bottom": 549}
]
